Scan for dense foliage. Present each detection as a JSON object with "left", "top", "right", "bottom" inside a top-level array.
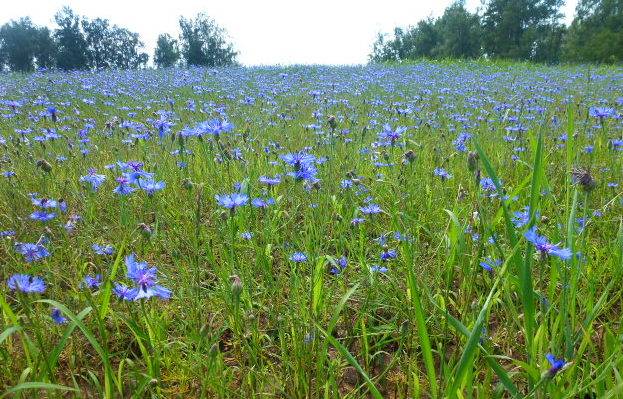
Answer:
[
  {"left": 370, "top": 0, "right": 623, "bottom": 64},
  {"left": 0, "top": 8, "right": 237, "bottom": 72},
  {"left": 0, "top": 62, "right": 621, "bottom": 397}
]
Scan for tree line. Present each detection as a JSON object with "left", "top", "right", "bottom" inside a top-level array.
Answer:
[
  {"left": 370, "top": 0, "right": 623, "bottom": 64},
  {"left": 0, "top": 7, "right": 237, "bottom": 72}
]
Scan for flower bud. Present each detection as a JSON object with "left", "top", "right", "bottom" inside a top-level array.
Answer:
[{"left": 36, "top": 159, "right": 52, "bottom": 173}]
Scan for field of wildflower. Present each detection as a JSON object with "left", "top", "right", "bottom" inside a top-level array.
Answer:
[{"left": 0, "top": 62, "right": 622, "bottom": 398}]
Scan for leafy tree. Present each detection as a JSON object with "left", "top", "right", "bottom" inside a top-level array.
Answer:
[
  {"left": 82, "top": 17, "right": 148, "bottom": 69},
  {"left": 178, "top": 13, "right": 237, "bottom": 67},
  {"left": 481, "top": 0, "right": 565, "bottom": 62},
  {"left": 108, "top": 26, "right": 148, "bottom": 69},
  {"left": 0, "top": 18, "right": 37, "bottom": 71},
  {"left": 54, "top": 6, "right": 88, "bottom": 70},
  {"left": 434, "top": 1, "right": 482, "bottom": 59},
  {"left": 154, "top": 33, "right": 180, "bottom": 68},
  {"left": 564, "top": 0, "right": 623, "bottom": 63},
  {"left": 34, "top": 26, "right": 56, "bottom": 69},
  {"left": 369, "top": 20, "right": 440, "bottom": 62}
]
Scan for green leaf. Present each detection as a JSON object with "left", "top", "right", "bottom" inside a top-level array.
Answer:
[
  {"left": 1, "top": 382, "right": 78, "bottom": 398},
  {"left": 315, "top": 325, "right": 383, "bottom": 399}
]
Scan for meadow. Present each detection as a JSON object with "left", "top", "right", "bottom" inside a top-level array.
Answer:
[{"left": 0, "top": 62, "right": 622, "bottom": 398}]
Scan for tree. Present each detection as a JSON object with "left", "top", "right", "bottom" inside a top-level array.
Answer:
[
  {"left": 82, "top": 17, "right": 148, "bottom": 69},
  {"left": 54, "top": 6, "right": 88, "bottom": 70},
  {"left": 564, "top": 0, "right": 623, "bottom": 63},
  {"left": 369, "top": 20, "right": 440, "bottom": 62},
  {"left": 34, "top": 27, "right": 56, "bottom": 69},
  {"left": 108, "top": 26, "right": 148, "bottom": 69},
  {"left": 481, "top": 0, "right": 564, "bottom": 62},
  {"left": 434, "top": 1, "right": 482, "bottom": 59},
  {"left": 178, "top": 13, "right": 237, "bottom": 67},
  {"left": 0, "top": 18, "right": 37, "bottom": 71},
  {"left": 154, "top": 33, "right": 180, "bottom": 68}
]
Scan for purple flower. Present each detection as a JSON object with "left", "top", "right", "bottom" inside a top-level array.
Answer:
[
  {"left": 525, "top": 227, "right": 572, "bottom": 260},
  {"left": 252, "top": 197, "right": 275, "bottom": 208},
  {"left": 434, "top": 167, "right": 452, "bottom": 180},
  {"left": 359, "top": 204, "right": 382, "bottom": 215},
  {"left": 290, "top": 252, "right": 307, "bottom": 263},
  {"left": 81, "top": 274, "right": 103, "bottom": 290},
  {"left": 30, "top": 210, "right": 56, "bottom": 222},
  {"left": 113, "top": 176, "right": 136, "bottom": 195},
  {"left": 15, "top": 242, "right": 50, "bottom": 262},
  {"left": 479, "top": 258, "right": 501, "bottom": 272},
  {"left": 259, "top": 175, "right": 281, "bottom": 186},
  {"left": 330, "top": 256, "right": 348, "bottom": 275},
  {"left": 51, "top": 308, "right": 68, "bottom": 325},
  {"left": 31, "top": 197, "right": 58, "bottom": 209},
  {"left": 92, "top": 243, "right": 114, "bottom": 256},
  {"left": 124, "top": 254, "right": 171, "bottom": 300},
  {"left": 80, "top": 169, "right": 106, "bottom": 191},
  {"left": 139, "top": 179, "right": 165, "bottom": 196},
  {"left": 113, "top": 283, "right": 137, "bottom": 301},
  {"left": 280, "top": 152, "right": 316, "bottom": 168},
  {"left": 240, "top": 231, "right": 253, "bottom": 240},
  {"left": 380, "top": 249, "right": 397, "bottom": 261},
  {"left": 546, "top": 353, "right": 567, "bottom": 377},
  {"left": 215, "top": 193, "right": 249, "bottom": 210},
  {"left": 7, "top": 274, "right": 46, "bottom": 293}
]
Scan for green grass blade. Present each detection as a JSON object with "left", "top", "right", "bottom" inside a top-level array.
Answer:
[
  {"left": 1, "top": 382, "right": 78, "bottom": 398},
  {"left": 407, "top": 255, "right": 438, "bottom": 397},
  {"left": 315, "top": 325, "right": 383, "bottom": 399}
]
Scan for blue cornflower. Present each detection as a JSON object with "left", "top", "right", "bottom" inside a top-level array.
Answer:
[
  {"left": 252, "top": 197, "right": 275, "bottom": 208},
  {"left": 15, "top": 242, "right": 50, "bottom": 262},
  {"left": 480, "top": 177, "right": 497, "bottom": 193},
  {"left": 80, "top": 168, "right": 106, "bottom": 191},
  {"left": 195, "top": 118, "right": 234, "bottom": 137},
  {"left": 113, "top": 176, "right": 136, "bottom": 195},
  {"left": 280, "top": 151, "right": 316, "bottom": 168},
  {"left": 289, "top": 163, "right": 318, "bottom": 181},
  {"left": 479, "top": 258, "right": 501, "bottom": 272},
  {"left": 31, "top": 197, "right": 58, "bottom": 209},
  {"left": 330, "top": 256, "right": 348, "bottom": 275},
  {"left": 51, "top": 308, "right": 68, "bottom": 325},
  {"left": 290, "top": 252, "right": 307, "bottom": 263},
  {"left": 359, "top": 204, "right": 382, "bottom": 215},
  {"left": 113, "top": 283, "right": 137, "bottom": 301},
  {"left": 525, "top": 227, "right": 572, "bottom": 260},
  {"left": 545, "top": 354, "right": 567, "bottom": 377},
  {"left": 81, "top": 274, "right": 103, "bottom": 290},
  {"left": 351, "top": 217, "right": 366, "bottom": 225},
  {"left": 92, "top": 243, "right": 114, "bottom": 256},
  {"left": 512, "top": 207, "right": 532, "bottom": 228},
  {"left": 125, "top": 253, "right": 171, "bottom": 300},
  {"left": 259, "top": 175, "right": 281, "bottom": 186},
  {"left": 377, "top": 124, "right": 406, "bottom": 144},
  {"left": 7, "top": 274, "right": 46, "bottom": 293},
  {"left": 30, "top": 210, "right": 56, "bottom": 222},
  {"left": 370, "top": 265, "right": 388, "bottom": 273},
  {"left": 380, "top": 249, "right": 397, "bottom": 261},
  {"left": 589, "top": 106, "right": 617, "bottom": 119},
  {"left": 434, "top": 167, "right": 452, "bottom": 180},
  {"left": 240, "top": 231, "right": 253, "bottom": 240},
  {"left": 139, "top": 179, "right": 165, "bottom": 196},
  {"left": 215, "top": 193, "right": 249, "bottom": 210}
]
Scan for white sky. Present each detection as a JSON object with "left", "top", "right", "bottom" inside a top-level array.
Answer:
[{"left": 1, "top": 0, "right": 579, "bottom": 66}]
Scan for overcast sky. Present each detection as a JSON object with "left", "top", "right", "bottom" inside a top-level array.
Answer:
[{"left": 1, "top": 0, "right": 579, "bottom": 65}]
